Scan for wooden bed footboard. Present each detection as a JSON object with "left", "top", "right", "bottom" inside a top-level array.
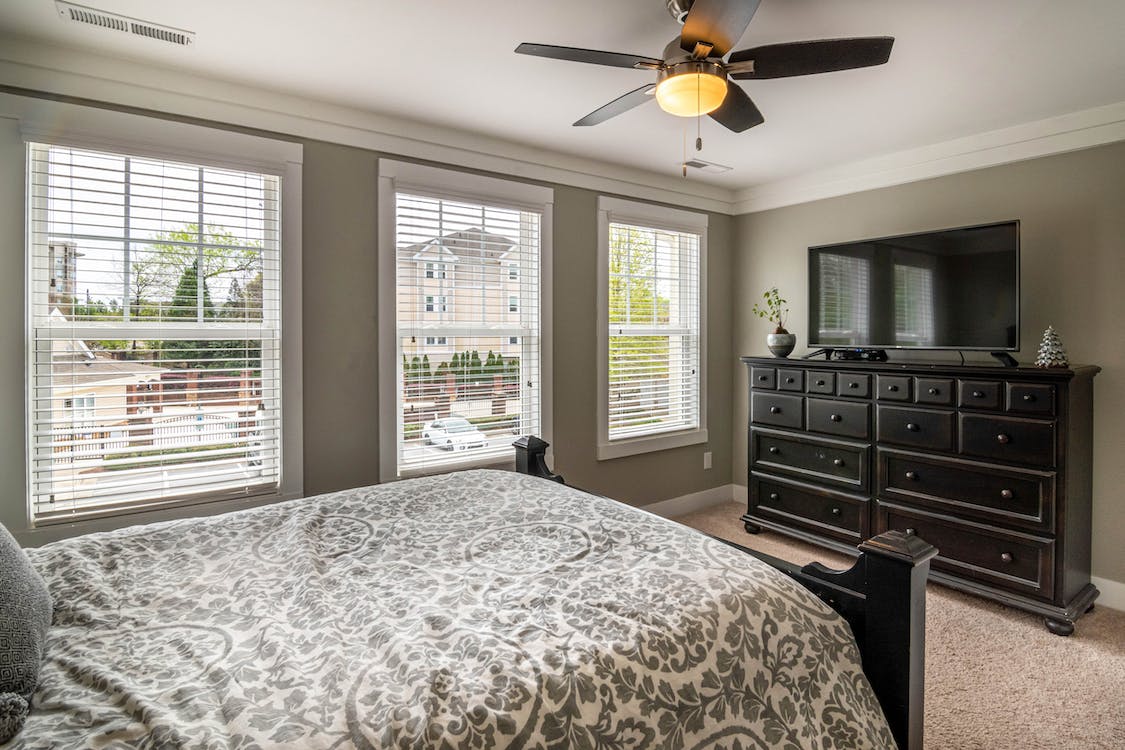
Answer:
[{"left": 514, "top": 436, "right": 937, "bottom": 750}]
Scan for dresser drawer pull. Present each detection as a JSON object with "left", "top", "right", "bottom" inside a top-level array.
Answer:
[
  {"left": 887, "top": 384, "right": 899, "bottom": 392},
  {"left": 848, "top": 381, "right": 859, "bottom": 389},
  {"left": 928, "top": 387, "right": 939, "bottom": 395},
  {"left": 1000, "top": 552, "right": 1014, "bottom": 564},
  {"left": 768, "top": 446, "right": 780, "bottom": 455},
  {"left": 906, "top": 422, "right": 920, "bottom": 432},
  {"left": 905, "top": 527, "right": 916, "bottom": 536},
  {"left": 997, "top": 433, "right": 1011, "bottom": 444},
  {"left": 1000, "top": 489, "right": 1014, "bottom": 500},
  {"left": 829, "top": 413, "right": 842, "bottom": 422},
  {"left": 1023, "top": 394, "right": 1036, "bottom": 402},
  {"left": 816, "top": 379, "right": 826, "bottom": 386},
  {"left": 830, "top": 507, "right": 841, "bottom": 516},
  {"left": 833, "top": 458, "right": 844, "bottom": 467},
  {"left": 758, "top": 375, "right": 768, "bottom": 381},
  {"left": 770, "top": 406, "right": 781, "bottom": 414},
  {"left": 769, "top": 492, "right": 780, "bottom": 501},
  {"left": 905, "top": 470, "right": 918, "bottom": 480},
  {"left": 972, "top": 390, "right": 985, "bottom": 398},
  {"left": 785, "top": 376, "right": 795, "bottom": 384}
]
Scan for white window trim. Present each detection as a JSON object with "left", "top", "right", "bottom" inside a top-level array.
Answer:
[
  {"left": 596, "top": 196, "right": 707, "bottom": 461},
  {"left": 377, "top": 159, "right": 553, "bottom": 482},
  {"left": 16, "top": 99, "right": 303, "bottom": 533}
]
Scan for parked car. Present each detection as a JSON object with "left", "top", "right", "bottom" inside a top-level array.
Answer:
[{"left": 422, "top": 417, "right": 488, "bottom": 451}]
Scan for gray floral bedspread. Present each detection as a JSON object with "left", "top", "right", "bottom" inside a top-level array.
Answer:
[{"left": 12, "top": 470, "right": 894, "bottom": 749}]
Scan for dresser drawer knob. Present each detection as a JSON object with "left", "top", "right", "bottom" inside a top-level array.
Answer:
[
  {"left": 972, "top": 390, "right": 985, "bottom": 398},
  {"left": 1023, "top": 393, "right": 1036, "bottom": 402},
  {"left": 816, "top": 379, "right": 826, "bottom": 386},
  {"left": 785, "top": 377, "right": 794, "bottom": 384},
  {"left": 905, "top": 471, "right": 918, "bottom": 480},
  {"left": 830, "top": 507, "right": 841, "bottom": 516},
  {"left": 769, "top": 492, "right": 780, "bottom": 501},
  {"left": 1000, "top": 489, "right": 1014, "bottom": 500},
  {"left": 906, "top": 422, "right": 920, "bottom": 432},
  {"left": 833, "top": 458, "right": 845, "bottom": 467},
  {"left": 848, "top": 381, "right": 859, "bottom": 389},
  {"left": 768, "top": 446, "right": 780, "bottom": 454},
  {"left": 829, "top": 413, "right": 842, "bottom": 422},
  {"left": 770, "top": 406, "right": 781, "bottom": 414},
  {"left": 928, "top": 387, "right": 939, "bottom": 395},
  {"left": 887, "top": 384, "right": 899, "bottom": 392},
  {"left": 758, "top": 375, "right": 768, "bottom": 381},
  {"left": 997, "top": 433, "right": 1011, "bottom": 444},
  {"left": 1000, "top": 552, "right": 1013, "bottom": 564},
  {"left": 905, "top": 527, "right": 916, "bottom": 536}
]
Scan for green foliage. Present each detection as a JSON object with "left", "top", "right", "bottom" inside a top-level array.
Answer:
[
  {"left": 607, "top": 225, "right": 674, "bottom": 385},
  {"left": 751, "top": 287, "right": 790, "bottom": 333}
]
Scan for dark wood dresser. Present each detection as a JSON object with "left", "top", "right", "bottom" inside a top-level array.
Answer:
[{"left": 741, "top": 356, "right": 1100, "bottom": 634}]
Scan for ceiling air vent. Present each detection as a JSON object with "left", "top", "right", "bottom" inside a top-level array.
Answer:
[
  {"left": 55, "top": 1, "right": 194, "bottom": 47},
  {"left": 682, "top": 158, "right": 732, "bottom": 175}
]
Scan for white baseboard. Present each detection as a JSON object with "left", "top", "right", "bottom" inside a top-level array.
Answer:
[
  {"left": 642, "top": 484, "right": 735, "bottom": 519},
  {"left": 732, "top": 484, "right": 747, "bottom": 504},
  {"left": 1091, "top": 576, "right": 1125, "bottom": 613}
]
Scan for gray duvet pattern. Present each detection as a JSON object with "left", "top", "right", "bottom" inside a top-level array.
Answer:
[{"left": 13, "top": 470, "right": 894, "bottom": 749}]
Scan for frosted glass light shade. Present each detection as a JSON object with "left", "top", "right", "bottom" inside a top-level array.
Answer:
[{"left": 655, "top": 72, "right": 727, "bottom": 117}]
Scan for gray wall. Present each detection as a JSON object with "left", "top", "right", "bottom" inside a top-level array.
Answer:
[
  {"left": 0, "top": 98, "right": 733, "bottom": 544},
  {"left": 731, "top": 141, "right": 1125, "bottom": 588}
]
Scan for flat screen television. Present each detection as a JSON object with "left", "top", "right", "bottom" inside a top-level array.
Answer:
[{"left": 807, "top": 220, "right": 1019, "bottom": 351}]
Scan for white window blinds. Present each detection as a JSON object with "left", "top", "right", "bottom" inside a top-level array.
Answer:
[
  {"left": 393, "top": 189, "right": 541, "bottom": 474},
  {"left": 606, "top": 221, "right": 701, "bottom": 442},
  {"left": 895, "top": 264, "right": 936, "bottom": 345},
  {"left": 816, "top": 253, "right": 871, "bottom": 345},
  {"left": 28, "top": 143, "right": 282, "bottom": 523}
]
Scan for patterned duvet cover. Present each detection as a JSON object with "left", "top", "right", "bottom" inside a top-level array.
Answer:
[{"left": 12, "top": 470, "right": 894, "bottom": 749}]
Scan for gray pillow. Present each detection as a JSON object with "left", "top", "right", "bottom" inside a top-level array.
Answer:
[{"left": 0, "top": 523, "right": 52, "bottom": 744}]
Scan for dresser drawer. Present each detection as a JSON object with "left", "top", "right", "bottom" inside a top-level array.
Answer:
[
  {"left": 807, "top": 371, "right": 836, "bottom": 395},
  {"left": 876, "top": 405, "right": 955, "bottom": 452},
  {"left": 878, "top": 448, "right": 1055, "bottom": 532},
  {"left": 1006, "top": 382, "right": 1055, "bottom": 415},
  {"left": 877, "top": 374, "right": 912, "bottom": 401},
  {"left": 958, "top": 379, "right": 1002, "bottom": 410},
  {"left": 751, "top": 392, "right": 803, "bottom": 429},
  {"left": 914, "top": 377, "right": 954, "bottom": 406},
  {"left": 752, "top": 428, "right": 869, "bottom": 491},
  {"left": 876, "top": 502, "right": 1055, "bottom": 599},
  {"left": 751, "top": 366, "right": 777, "bottom": 389},
  {"left": 837, "top": 372, "right": 871, "bottom": 398},
  {"left": 752, "top": 475, "right": 867, "bottom": 543},
  {"left": 959, "top": 414, "right": 1056, "bottom": 468},
  {"left": 777, "top": 368, "right": 805, "bottom": 392},
  {"left": 807, "top": 398, "right": 870, "bottom": 439}
]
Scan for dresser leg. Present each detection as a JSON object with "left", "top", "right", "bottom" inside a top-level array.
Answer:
[
  {"left": 744, "top": 521, "right": 761, "bottom": 535},
  {"left": 1044, "top": 617, "right": 1075, "bottom": 636},
  {"left": 1085, "top": 603, "right": 1095, "bottom": 614}
]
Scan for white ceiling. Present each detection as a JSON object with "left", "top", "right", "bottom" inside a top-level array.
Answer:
[{"left": 2, "top": 0, "right": 1125, "bottom": 196}]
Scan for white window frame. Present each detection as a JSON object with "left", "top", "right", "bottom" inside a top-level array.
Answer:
[
  {"left": 596, "top": 196, "right": 707, "bottom": 460},
  {"left": 13, "top": 97, "right": 303, "bottom": 534},
  {"left": 377, "top": 160, "right": 553, "bottom": 481}
]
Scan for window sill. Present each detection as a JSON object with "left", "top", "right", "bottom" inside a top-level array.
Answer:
[
  {"left": 597, "top": 427, "right": 708, "bottom": 461},
  {"left": 396, "top": 454, "right": 516, "bottom": 481}
]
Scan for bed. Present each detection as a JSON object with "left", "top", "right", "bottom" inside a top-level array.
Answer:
[{"left": 4, "top": 439, "right": 934, "bottom": 749}]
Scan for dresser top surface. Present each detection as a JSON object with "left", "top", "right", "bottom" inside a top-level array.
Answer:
[{"left": 740, "top": 356, "right": 1099, "bottom": 381}]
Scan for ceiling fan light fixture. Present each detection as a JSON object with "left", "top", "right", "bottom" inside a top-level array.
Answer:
[{"left": 655, "top": 62, "right": 727, "bottom": 117}]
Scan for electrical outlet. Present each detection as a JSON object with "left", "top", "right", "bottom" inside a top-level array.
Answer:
[{"left": 703, "top": 451, "right": 712, "bottom": 470}]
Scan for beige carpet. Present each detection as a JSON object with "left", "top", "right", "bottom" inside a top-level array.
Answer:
[{"left": 674, "top": 501, "right": 1125, "bottom": 749}]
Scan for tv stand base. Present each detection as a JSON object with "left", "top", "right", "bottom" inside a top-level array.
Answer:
[{"left": 991, "top": 351, "right": 1019, "bottom": 367}]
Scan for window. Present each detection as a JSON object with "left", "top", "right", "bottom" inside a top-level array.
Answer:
[
  {"left": 26, "top": 132, "right": 299, "bottom": 524},
  {"left": 895, "top": 264, "right": 935, "bottom": 346},
  {"left": 425, "top": 262, "right": 450, "bottom": 280},
  {"left": 425, "top": 336, "right": 448, "bottom": 346},
  {"left": 378, "top": 160, "right": 553, "bottom": 479},
  {"left": 597, "top": 197, "right": 706, "bottom": 459},
  {"left": 816, "top": 252, "right": 871, "bottom": 345}
]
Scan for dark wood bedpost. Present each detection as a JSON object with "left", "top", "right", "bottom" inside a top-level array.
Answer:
[
  {"left": 856, "top": 531, "right": 938, "bottom": 750},
  {"left": 512, "top": 436, "right": 564, "bottom": 483}
]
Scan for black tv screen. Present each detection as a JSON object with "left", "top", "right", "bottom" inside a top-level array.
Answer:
[{"left": 808, "top": 221, "right": 1019, "bottom": 351}]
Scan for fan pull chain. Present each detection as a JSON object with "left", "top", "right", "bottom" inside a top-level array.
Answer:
[{"left": 696, "top": 76, "right": 703, "bottom": 152}]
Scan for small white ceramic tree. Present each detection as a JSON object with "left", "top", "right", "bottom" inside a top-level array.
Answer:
[{"left": 1035, "top": 325, "right": 1068, "bottom": 368}]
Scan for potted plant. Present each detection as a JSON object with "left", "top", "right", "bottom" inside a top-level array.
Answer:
[{"left": 752, "top": 287, "right": 796, "bottom": 358}]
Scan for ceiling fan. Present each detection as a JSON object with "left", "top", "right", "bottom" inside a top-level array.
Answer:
[{"left": 515, "top": 0, "right": 894, "bottom": 133}]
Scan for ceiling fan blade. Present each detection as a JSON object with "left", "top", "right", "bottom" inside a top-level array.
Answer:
[
  {"left": 574, "top": 85, "right": 655, "bottom": 126},
  {"left": 680, "top": 0, "right": 761, "bottom": 58},
  {"left": 727, "top": 37, "right": 895, "bottom": 79},
  {"left": 708, "top": 80, "right": 764, "bottom": 133},
  {"left": 515, "top": 43, "right": 663, "bottom": 69}
]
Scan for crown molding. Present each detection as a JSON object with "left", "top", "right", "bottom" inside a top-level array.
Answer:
[
  {"left": 732, "top": 100, "right": 1125, "bottom": 214},
  {"left": 0, "top": 33, "right": 736, "bottom": 215}
]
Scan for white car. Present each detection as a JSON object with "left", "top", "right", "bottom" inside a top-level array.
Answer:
[{"left": 422, "top": 417, "right": 488, "bottom": 451}]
